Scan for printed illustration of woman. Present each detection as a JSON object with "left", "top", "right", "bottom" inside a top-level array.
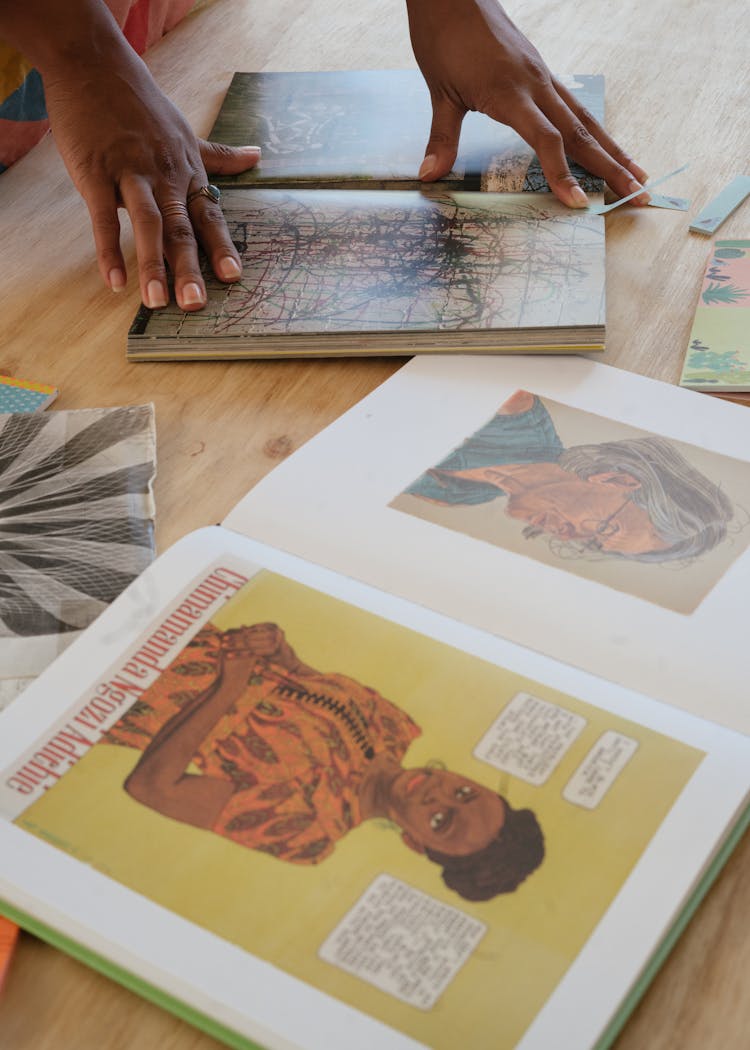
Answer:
[
  {"left": 105, "top": 622, "right": 544, "bottom": 903},
  {"left": 405, "top": 390, "right": 734, "bottom": 562},
  {"left": 106, "top": 622, "right": 544, "bottom": 902}
]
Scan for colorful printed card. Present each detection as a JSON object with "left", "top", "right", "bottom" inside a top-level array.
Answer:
[
  {"left": 679, "top": 241, "right": 750, "bottom": 392},
  {"left": 0, "top": 374, "right": 58, "bottom": 413}
]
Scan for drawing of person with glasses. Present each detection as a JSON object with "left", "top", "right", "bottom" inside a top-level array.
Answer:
[{"left": 404, "top": 391, "right": 734, "bottom": 562}]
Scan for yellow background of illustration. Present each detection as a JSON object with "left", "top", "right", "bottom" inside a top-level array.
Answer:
[{"left": 18, "top": 571, "right": 703, "bottom": 1050}]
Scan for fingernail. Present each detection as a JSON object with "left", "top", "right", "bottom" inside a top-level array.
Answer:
[
  {"left": 181, "top": 282, "right": 205, "bottom": 307},
  {"left": 631, "top": 164, "right": 649, "bottom": 183},
  {"left": 418, "top": 154, "right": 437, "bottom": 180},
  {"left": 239, "top": 146, "right": 262, "bottom": 157},
  {"left": 570, "top": 185, "right": 589, "bottom": 208},
  {"left": 217, "top": 255, "right": 241, "bottom": 280},
  {"left": 146, "top": 280, "right": 168, "bottom": 309},
  {"left": 629, "top": 178, "right": 651, "bottom": 205},
  {"left": 109, "top": 268, "right": 126, "bottom": 292}
]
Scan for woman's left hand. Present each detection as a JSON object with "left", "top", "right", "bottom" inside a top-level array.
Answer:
[{"left": 406, "top": 0, "right": 650, "bottom": 207}]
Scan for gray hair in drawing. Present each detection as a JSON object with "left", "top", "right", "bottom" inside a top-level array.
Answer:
[{"left": 558, "top": 436, "right": 734, "bottom": 562}]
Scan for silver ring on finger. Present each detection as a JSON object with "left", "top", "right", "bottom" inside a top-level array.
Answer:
[{"left": 186, "top": 184, "right": 221, "bottom": 206}]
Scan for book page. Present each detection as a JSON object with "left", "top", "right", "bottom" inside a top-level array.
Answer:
[
  {"left": 127, "top": 190, "right": 604, "bottom": 358},
  {"left": 223, "top": 355, "right": 750, "bottom": 734},
  {"left": 209, "top": 70, "right": 604, "bottom": 194},
  {"left": 1, "top": 529, "right": 748, "bottom": 1050}
]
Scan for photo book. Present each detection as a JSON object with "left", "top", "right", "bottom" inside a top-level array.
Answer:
[
  {"left": 128, "top": 189, "right": 606, "bottom": 359},
  {"left": 207, "top": 69, "right": 605, "bottom": 195},
  {"left": 2, "top": 355, "right": 750, "bottom": 1050},
  {"left": 127, "top": 71, "right": 607, "bottom": 360}
]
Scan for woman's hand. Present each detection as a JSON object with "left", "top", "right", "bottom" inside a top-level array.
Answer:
[
  {"left": 44, "top": 53, "right": 260, "bottom": 310},
  {"left": 406, "top": 0, "right": 649, "bottom": 207},
  {"left": 221, "top": 624, "right": 286, "bottom": 660},
  {"left": 221, "top": 623, "right": 311, "bottom": 675},
  {"left": 1, "top": 0, "right": 260, "bottom": 310}
]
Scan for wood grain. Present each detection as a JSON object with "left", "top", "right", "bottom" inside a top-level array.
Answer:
[{"left": 0, "top": 0, "right": 748, "bottom": 1047}]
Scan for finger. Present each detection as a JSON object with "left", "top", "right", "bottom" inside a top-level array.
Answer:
[
  {"left": 501, "top": 101, "right": 589, "bottom": 208},
  {"left": 419, "top": 95, "right": 466, "bottom": 181},
  {"left": 119, "top": 175, "right": 169, "bottom": 309},
  {"left": 541, "top": 84, "right": 649, "bottom": 204},
  {"left": 198, "top": 140, "right": 261, "bottom": 176},
  {"left": 81, "top": 181, "right": 127, "bottom": 292},
  {"left": 552, "top": 78, "right": 649, "bottom": 185},
  {"left": 158, "top": 192, "right": 207, "bottom": 312},
  {"left": 187, "top": 179, "right": 243, "bottom": 285}
]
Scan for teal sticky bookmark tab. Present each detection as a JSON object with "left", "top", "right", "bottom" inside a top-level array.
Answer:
[
  {"left": 589, "top": 163, "right": 689, "bottom": 215},
  {"left": 689, "top": 175, "right": 750, "bottom": 235},
  {"left": 648, "top": 193, "right": 691, "bottom": 211}
]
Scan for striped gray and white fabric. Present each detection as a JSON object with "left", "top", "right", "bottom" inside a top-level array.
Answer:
[{"left": 0, "top": 404, "right": 156, "bottom": 654}]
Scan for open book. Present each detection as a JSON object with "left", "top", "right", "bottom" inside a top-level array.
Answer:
[
  {"left": 127, "top": 71, "right": 606, "bottom": 360},
  {"left": 2, "top": 356, "right": 749, "bottom": 1050}
]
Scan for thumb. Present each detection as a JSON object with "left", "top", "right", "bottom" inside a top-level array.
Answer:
[
  {"left": 198, "top": 139, "right": 262, "bottom": 176},
  {"left": 419, "top": 96, "right": 465, "bottom": 181}
]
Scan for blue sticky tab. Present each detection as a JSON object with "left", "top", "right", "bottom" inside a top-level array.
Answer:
[
  {"left": 589, "top": 164, "right": 689, "bottom": 215},
  {"left": 648, "top": 194, "right": 691, "bottom": 211},
  {"left": 689, "top": 176, "right": 750, "bottom": 235}
]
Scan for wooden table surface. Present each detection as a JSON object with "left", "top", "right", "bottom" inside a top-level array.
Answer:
[{"left": 1, "top": 1, "right": 748, "bottom": 1047}]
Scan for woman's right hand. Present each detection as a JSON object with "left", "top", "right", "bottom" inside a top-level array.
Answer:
[
  {"left": 407, "top": 0, "right": 649, "bottom": 207},
  {"left": 42, "top": 49, "right": 260, "bottom": 311}
]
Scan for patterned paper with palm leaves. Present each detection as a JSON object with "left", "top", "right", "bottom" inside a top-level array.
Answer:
[{"left": 680, "top": 241, "right": 750, "bottom": 391}]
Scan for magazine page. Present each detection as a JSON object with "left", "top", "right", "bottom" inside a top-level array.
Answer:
[
  {"left": 1, "top": 528, "right": 748, "bottom": 1050},
  {"left": 223, "top": 355, "right": 750, "bottom": 735}
]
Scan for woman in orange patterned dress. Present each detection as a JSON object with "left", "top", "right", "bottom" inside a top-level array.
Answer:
[{"left": 107, "top": 622, "right": 545, "bottom": 902}]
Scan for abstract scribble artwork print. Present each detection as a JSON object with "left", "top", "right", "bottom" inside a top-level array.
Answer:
[{"left": 134, "top": 190, "right": 604, "bottom": 343}]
